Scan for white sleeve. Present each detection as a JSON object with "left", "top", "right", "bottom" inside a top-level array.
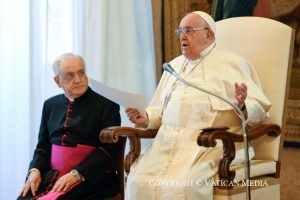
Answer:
[{"left": 244, "top": 98, "right": 269, "bottom": 126}]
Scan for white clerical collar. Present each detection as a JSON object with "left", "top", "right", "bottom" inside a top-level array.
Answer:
[
  {"left": 187, "top": 41, "right": 216, "bottom": 64},
  {"left": 200, "top": 41, "right": 216, "bottom": 58}
]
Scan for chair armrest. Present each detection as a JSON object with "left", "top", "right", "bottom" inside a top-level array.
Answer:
[
  {"left": 197, "top": 124, "right": 281, "bottom": 189},
  {"left": 99, "top": 126, "right": 158, "bottom": 143},
  {"left": 225, "top": 124, "right": 281, "bottom": 142},
  {"left": 197, "top": 126, "right": 235, "bottom": 189},
  {"left": 99, "top": 126, "right": 158, "bottom": 174}
]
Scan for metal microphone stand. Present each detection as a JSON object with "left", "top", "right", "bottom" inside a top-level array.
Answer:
[{"left": 164, "top": 65, "right": 251, "bottom": 200}]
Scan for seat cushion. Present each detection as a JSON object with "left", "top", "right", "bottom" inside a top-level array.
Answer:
[
  {"left": 214, "top": 160, "right": 276, "bottom": 181},
  {"left": 214, "top": 176, "right": 280, "bottom": 200}
]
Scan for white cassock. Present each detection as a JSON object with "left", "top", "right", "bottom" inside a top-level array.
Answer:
[{"left": 125, "top": 42, "right": 271, "bottom": 200}]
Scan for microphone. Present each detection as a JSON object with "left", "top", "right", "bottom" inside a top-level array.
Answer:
[
  {"left": 162, "top": 63, "right": 177, "bottom": 76},
  {"left": 162, "top": 63, "right": 251, "bottom": 200}
]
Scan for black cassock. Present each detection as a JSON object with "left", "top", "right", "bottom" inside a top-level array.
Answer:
[{"left": 18, "top": 87, "right": 121, "bottom": 200}]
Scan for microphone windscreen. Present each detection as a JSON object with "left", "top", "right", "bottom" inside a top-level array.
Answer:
[{"left": 162, "top": 63, "right": 174, "bottom": 74}]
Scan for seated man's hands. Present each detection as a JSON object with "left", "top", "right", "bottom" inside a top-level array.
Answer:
[
  {"left": 126, "top": 108, "right": 149, "bottom": 127},
  {"left": 19, "top": 170, "right": 41, "bottom": 197},
  {"left": 51, "top": 171, "right": 81, "bottom": 192},
  {"left": 234, "top": 83, "right": 247, "bottom": 110}
]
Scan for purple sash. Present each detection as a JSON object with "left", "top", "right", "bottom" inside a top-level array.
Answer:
[{"left": 37, "top": 144, "right": 95, "bottom": 200}]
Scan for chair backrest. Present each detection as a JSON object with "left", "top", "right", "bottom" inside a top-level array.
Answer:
[{"left": 215, "top": 17, "right": 294, "bottom": 161}]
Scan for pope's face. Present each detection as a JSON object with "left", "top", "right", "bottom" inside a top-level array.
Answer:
[{"left": 179, "top": 13, "right": 211, "bottom": 60}]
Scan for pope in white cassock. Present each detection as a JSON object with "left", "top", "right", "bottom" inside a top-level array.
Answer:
[{"left": 125, "top": 11, "right": 271, "bottom": 200}]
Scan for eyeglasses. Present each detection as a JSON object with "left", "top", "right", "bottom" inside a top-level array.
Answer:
[
  {"left": 58, "top": 69, "right": 86, "bottom": 81},
  {"left": 175, "top": 27, "right": 208, "bottom": 37}
]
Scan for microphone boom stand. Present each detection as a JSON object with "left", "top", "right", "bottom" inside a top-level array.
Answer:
[{"left": 163, "top": 63, "right": 251, "bottom": 200}]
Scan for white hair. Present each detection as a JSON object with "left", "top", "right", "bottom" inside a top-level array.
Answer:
[{"left": 52, "top": 53, "right": 86, "bottom": 75}]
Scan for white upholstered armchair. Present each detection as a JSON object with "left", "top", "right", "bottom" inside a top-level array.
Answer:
[{"left": 198, "top": 16, "right": 294, "bottom": 200}]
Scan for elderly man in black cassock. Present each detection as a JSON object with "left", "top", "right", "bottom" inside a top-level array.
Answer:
[{"left": 18, "top": 53, "right": 121, "bottom": 200}]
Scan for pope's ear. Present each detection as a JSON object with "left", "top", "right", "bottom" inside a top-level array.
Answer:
[
  {"left": 54, "top": 76, "right": 62, "bottom": 88},
  {"left": 206, "top": 29, "right": 214, "bottom": 38}
]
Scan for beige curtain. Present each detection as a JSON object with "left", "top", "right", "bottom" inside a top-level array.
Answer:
[{"left": 151, "top": 0, "right": 163, "bottom": 84}]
